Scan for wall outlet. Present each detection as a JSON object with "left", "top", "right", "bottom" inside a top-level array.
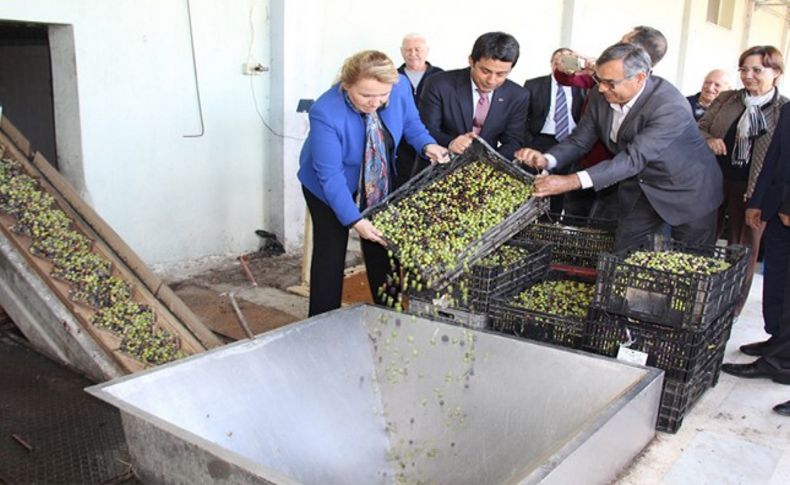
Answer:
[{"left": 242, "top": 63, "right": 269, "bottom": 75}]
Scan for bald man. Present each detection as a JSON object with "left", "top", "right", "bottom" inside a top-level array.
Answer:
[
  {"left": 394, "top": 33, "right": 443, "bottom": 188},
  {"left": 687, "top": 69, "right": 731, "bottom": 120}
]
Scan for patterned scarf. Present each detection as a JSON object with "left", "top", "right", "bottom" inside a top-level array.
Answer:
[
  {"left": 363, "top": 110, "right": 389, "bottom": 206},
  {"left": 733, "top": 89, "right": 773, "bottom": 167}
]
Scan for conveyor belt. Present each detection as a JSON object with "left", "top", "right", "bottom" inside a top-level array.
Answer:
[{"left": 0, "top": 331, "right": 140, "bottom": 484}]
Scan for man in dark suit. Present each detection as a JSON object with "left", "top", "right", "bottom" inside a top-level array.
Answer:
[
  {"left": 523, "top": 47, "right": 586, "bottom": 214},
  {"left": 721, "top": 104, "right": 790, "bottom": 404},
  {"left": 516, "top": 43, "right": 723, "bottom": 250},
  {"left": 523, "top": 48, "right": 585, "bottom": 152},
  {"left": 419, "top": 31, "right": 529, "bottom": 161},
  {"left": 394, "top": 33, "right": 443, "bottom": 187}
]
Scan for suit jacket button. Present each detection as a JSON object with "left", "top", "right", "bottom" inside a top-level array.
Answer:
[{"left": 638, "top": 178, "right": 644, "bottom": 183}]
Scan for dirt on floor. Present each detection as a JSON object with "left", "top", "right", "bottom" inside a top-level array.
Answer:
[
  {"left": 163, "top": 249, "right": 372, "bottom": 342},
  {"left": 171, "top": 284, "right": 299, "bottom": 341},
  {"left": 168, "top": 251, "right": 304, "bottom": 290}
]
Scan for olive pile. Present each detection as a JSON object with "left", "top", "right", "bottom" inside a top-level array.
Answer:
[
  {"left": 0, "top": 156, "right": 184, "bottom": 365},
  {"left": 476, "top": 244, "right": 529, "bottom": 268},
  {"left": 624, "top": 251, "right": 730, "bottom": 275},
  {"left": 411, "top": 244, "right": 530, "bottom": 312},
  {"left": 372, "top": 161, "right": 533, "bottom": 308},
  {"left": 510, "top": 279, "right": 594, "bottom": 319}
]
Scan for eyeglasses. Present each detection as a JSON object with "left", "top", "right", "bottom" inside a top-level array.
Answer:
[
  {"left": 592, "top": 73, "right": 635, "bottom": 89},
  {"left": 738, "top": 66, "right": 771, "bottom": 75}
]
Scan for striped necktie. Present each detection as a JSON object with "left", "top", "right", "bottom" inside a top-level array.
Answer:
[{"left": 554, "top": 84, "right": 569, "bottom": 141}]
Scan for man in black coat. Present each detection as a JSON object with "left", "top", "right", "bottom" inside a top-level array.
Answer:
[
  {"left": 523, "top": 48, "right": 585, "bottom": 152},
  {"left": 685, "top": 69, "right": 730, "bottom": 121},
  {"left": 721, "top": 103, "right": 790, "bottom": 412},
  {"left": 394, "top": 33, "right": 443, "bottom": 187},
  {"left": 523, "top": 47, "right": 586, "bottom": 213},
  {"left": 419, "top": 31, "right": 529, "bottom": 161}
]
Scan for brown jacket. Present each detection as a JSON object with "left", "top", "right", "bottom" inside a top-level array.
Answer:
[{"left": 698, "top": 89, "right": 789, "bottom": 198}]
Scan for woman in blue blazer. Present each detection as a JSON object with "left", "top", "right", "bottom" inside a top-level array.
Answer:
[{"left": 298, "top": 50, "right": 448, "bottom": 316}]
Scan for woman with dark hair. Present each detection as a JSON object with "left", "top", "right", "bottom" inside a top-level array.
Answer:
[
  {"left": 699, "top": 45, "right": 788, "bottom": 317},
  {"left": 298, "top": 50, "right": 448, "bottom": 316}
]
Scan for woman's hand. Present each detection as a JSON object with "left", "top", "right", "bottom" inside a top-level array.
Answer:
[
  {"left": 353, "top": 218, "right": 387, "bottom": 246},
  {"left": 424, "top": 144, "right": 451, "bottom": 164},
  {"left": 706, "top": 138, "right": 727, "bottom": 156}
]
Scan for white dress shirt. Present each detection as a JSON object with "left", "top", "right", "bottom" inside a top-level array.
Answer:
[
  {"left": 546, "top": 81, "right": 647, "bottom": 189},
  {"left": 540, "top": 75, "right": 577, "bottom": 136}
]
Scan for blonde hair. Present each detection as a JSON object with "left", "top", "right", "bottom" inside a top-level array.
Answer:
[{"left": 338, "top": 50, "right": 398, "bottom": 88}]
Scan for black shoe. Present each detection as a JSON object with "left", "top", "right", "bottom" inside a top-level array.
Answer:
[
  {"left": 773, "top": 400, "right": 790, "bottom": 416},
  {"left": 721, "top": 361, "right": 771, "bottom": 379},
  {"left": 740, "top": 337, "right": 777, "bottom": 357}
]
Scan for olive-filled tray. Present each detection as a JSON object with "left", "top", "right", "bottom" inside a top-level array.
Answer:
[{"left": 362, "top": 137, "right": 548, "bottom": 291}]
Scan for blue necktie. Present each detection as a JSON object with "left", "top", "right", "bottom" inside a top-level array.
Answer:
[{"left": 554, "top": 85, "right": 569, "bottom": 141}]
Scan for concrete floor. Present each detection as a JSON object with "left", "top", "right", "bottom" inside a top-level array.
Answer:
[
  {"left": 617, "top": 273, "right": 790, "bottom": 485},
  {"left": 156, "top": 254, "right": 790, "bottom": 484}
]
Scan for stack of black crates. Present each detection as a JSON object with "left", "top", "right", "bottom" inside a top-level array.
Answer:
[
  {"left": 485, "top": 213, "right": 615, "bottom": 348},
  {"left": 405, "top": 207, "right": 749, "bottom": 434},
  {"left": 585, "top": 239, "right": 749, "bottom": 432},
  {"left": 408, "top": 239, "right": 552, "bottom": 329}
]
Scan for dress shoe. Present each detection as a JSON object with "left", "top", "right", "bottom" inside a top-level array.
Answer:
[
  {"left": 774, "top": 400, "right": 790, "bottom": 416},
  {"left": 739, "top": 337, "right": 777, "bottom": 357},
  {"left": 721, "top": 361, "right": 771, "bottom": 379}
]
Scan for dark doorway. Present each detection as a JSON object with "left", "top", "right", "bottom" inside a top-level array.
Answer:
[{"left": 0, "top": 21, "right": 58, "bottom": 169}]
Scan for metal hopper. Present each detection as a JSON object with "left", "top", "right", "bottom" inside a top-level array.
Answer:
[{"left": 87, "top": 304, "right": 662, "bottom": 484}]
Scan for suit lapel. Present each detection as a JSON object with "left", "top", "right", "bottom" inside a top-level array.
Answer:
[
  {"left": 593, "top": 91, "right": 617, "bottom": 152},
  {"left": 616, "top": 77, "right": 658, "bottom": 146},
  {"left": 483, "top": 85, "right": 507, "bottom": 137},
  {"left": 456, "top": 69, "right": 474, "bottom": 132}
]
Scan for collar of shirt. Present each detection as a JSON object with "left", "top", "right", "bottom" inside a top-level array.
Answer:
[
  {"left": 471, "top": 78, "right": 492, "bottom": 109},
  {"left": 541, "top": 75, "right": 576, "bottom": 135},
  {"left": 609, "top": 80, "right": 647, "bottom": 142}
]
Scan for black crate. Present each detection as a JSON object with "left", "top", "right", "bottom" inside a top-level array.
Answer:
[
  {"left": 409, "top": 239, "right": 552, "bottom": 315},
  {"left": 582, "top": 307, "right": 734, "bottom": 384},
  {"left": 489, "top": 270, "right": 595, "bottom": 349},
  {"left": 515, "top": 212, "right": 617, "bottom": 268},
  {"left": 407, "top": 297, "right": 490, "bottom": 329},
  {"left": 593, "top": 240, "right": 749, "bottom": 329},
  {"left": 656, "top": 350, "right": 721, "bottom": 433},
  {"left": 361, "top": 137, "right": 549, "bottom": 291}
]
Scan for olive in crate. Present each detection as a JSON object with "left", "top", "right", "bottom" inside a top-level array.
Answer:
[
  {"left": 371, "top": 160, "right": 536, "bottom": 310},
  {"left": 595, "top": 242, "right": 748, "bottom": 329},
  {"left": 491, "top": 274, "right": 595, "bottom": 349}
]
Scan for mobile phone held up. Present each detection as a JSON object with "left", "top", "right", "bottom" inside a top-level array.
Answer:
[{"left": 560, "top": 54, "right": 585, "bottom": 73}]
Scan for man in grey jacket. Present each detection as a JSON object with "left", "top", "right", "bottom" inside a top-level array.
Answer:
[{"left": 516, "top": 43, "right": 723, "bottom": 250}]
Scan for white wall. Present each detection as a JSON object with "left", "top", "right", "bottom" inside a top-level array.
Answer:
[
  {"left": 1, "top": 0, "right": 272, "bottom": 264},
  {"left": 1, "top": 0, "right": 787, "bottom": 265}
]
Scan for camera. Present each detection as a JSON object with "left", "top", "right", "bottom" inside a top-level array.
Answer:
[{"left": 560, "top": 54, "right": 585, "bottom": 73}]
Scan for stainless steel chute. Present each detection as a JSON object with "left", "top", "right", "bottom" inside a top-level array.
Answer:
[{"left": 87, "top": 304, "right": 662, "bottom": 484}]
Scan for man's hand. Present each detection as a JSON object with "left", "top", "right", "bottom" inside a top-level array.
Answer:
[
  {"left": 534, "top": 173, "right": 581, "bottom": 197},
  {"left": 353, "top": 219, "right": 387, "bottom": 247},
  {"left": 706, "top": 138, "right": 727, "bottom": 156},
  {"left": 780, "top": 212, "right": 790, "bottom": 227},
  {"left": 424, "top": 144, "right": 451, "bottom": 164},
  {"left": 514, "top": 148, "right": 548, "bottom": 170},
  {"left": 448, "top": 133, "right": 475, "bottom": 154},
  {"left": 745, "top": 208, "right": 763, "bottom": 229}
]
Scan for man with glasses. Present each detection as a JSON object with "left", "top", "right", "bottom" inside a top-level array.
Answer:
[
  {"left": 516, "top": 43, "right": 723, "bottom": 250},
  {"left": 419, "top": 31, "right": 530, "bottom": 161}
]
